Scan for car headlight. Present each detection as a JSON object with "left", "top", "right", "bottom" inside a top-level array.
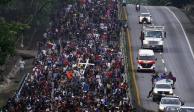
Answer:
[
  {"left": 153, "top": 89, "right": 158, "bottom": 94},
  {"left": 169, "top": 90, "right": 173, "bottom": 94},
  {"left": 159, "top": 105, "right": 164, "bottom": 111},
  {"left": 158, "top": 41, "right": 163, "bottom": 45},
  {"left": 143, "top": 40, "right": 148, "bottom": 44}
]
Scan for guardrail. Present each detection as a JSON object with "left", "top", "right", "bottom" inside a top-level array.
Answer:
[{"left": 15, "top": 72, "right": 30, "bottom": 101}]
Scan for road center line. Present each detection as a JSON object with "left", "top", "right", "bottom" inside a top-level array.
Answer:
[
  {"left": 162, "top": 59, "right": 165, "bottom": 63},
  {"left": 165, "top": 7, "right": 194, "bottom": 61},
  {"left": 164, "top": 67, "right": 167, "bottom": 72}
]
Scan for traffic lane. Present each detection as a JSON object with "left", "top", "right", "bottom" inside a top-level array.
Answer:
[
  {"left": 149, "top": 6, "right": 194, "bottom": 105},
  {"left": 127, "top": 4, "right": 194, "bottom": 110},
  {"left": 169, "top": 7, "right": 194, "bottom": 55},
  {"left": 153, "top": 7, "right": 194, "bottom": 106},
  {"left": 141, "top": 6, "right": 194, "bottom": 106},
  {"left": 127, "top": 4, "right": 166, "bottom": 111}
]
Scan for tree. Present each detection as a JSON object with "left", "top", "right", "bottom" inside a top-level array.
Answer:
[
  {"left": 147, "top": 0, "right": 193, "bottom": 7},
  {"left": 171, "top": 0, "right": 193, "bottom": 7},
  {"left": 0, "top": 18, "right": 29, "bottom": 65}
]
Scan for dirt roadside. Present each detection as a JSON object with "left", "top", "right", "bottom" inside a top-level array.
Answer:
[{"left": 0, "top": 52, "right": 34, "bottom": 107}]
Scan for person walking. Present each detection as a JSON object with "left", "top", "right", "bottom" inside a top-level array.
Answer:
[
  {"left": 147, "top": 86, "right": 154, "bottom": 98},
  {"left": 19, "top": 58, "right": 25, "bottom": 75},
  {"left": 140, "top": 31, "right": 144, "bottom": 48}
]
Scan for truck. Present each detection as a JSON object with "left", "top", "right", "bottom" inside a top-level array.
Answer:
[
  {"left": 152, "top": 78, "right": 174, "bottom": 102},
  {"left": 137, "top": 49, "right": 156, "bottom": 72},
  {"left": 141, "top": 25, "right": 166, "bottom": 52}
]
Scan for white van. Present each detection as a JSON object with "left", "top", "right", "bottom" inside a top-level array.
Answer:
[{"left": 137, "top": 49, "right": 156, "bottom": 72}]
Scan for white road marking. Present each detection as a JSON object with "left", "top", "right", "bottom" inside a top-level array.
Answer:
[
  {"left": 165, "top": 7, "right": 194, "bottom": 61},
  {"left": 164, "top": 67, "right": 167, "bottom": 72},
  {"left": 162, "top": 59, "right": 165, "bottom": 63}
]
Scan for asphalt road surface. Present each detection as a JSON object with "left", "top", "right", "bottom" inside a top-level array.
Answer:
[{"left": 127, "top": 4, "right": 194, "bottom": 111}]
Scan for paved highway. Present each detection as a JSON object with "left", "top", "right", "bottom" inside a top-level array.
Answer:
[{"left": 126, "top": 4, "right": 194, "bottom": 111}]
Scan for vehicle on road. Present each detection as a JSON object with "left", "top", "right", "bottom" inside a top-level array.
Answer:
[
  {"left": 164, "top": 106, "right": 194, "bottom": 112},
  {"left": 159, "top": 96, "right": 184, "bottom": 112},
  {"left": 122, "top": 0, "right": 126, "bottom": 6},
  {"left": 164, "top": 106, "right": 180, "bottom": 112},
  {"left": 152, "top": 80, "right": 173, "bottom": 102},
  {"left": 179, "top": 106, "right": 194, "bottom": 112},
  {"left": 139, "top": 12, "right": 152, "bottom": 24},
  {"left": 137, "top": 49, "right": 156, "bottom": 72},
  {"left": 141, "top": 25, "right": 166, "bottom": 52}
]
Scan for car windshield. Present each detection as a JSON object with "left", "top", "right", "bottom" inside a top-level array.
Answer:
[
  {"left": 180, "top": 108, "right": 194, "bottom": 112},
  {"left": 165, "top": 106, "right": 180, "bottom": 112},
  {"left": 145, "top": 31, "right": 162, "bottom": 38},
  {"left": 141, "top": 14, "right": 150, "bottom": 17},
  {"left": 156, "top": 84, "right": 171, "bottom": 89},
  {"left": 139, "top": 56, "right": 155, "bottom": 60},
  {"left": 161, "top": 98, "right": 181, "bottom": 105}
]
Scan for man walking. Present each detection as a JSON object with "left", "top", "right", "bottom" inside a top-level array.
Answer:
[
  {"left": 147, "top": 86, "right": 154, "bottom": 98},
  {"left": 140, "top": 31, "right": 144, "bottom": 48}
]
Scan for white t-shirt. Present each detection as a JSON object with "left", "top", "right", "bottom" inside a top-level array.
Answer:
[{"left": 19, "top": 60, "right": 25, "bottom": 69}]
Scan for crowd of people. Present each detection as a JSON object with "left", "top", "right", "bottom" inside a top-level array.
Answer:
[{"left": 2, "top": 0, "right": 134, "bottom": 111}]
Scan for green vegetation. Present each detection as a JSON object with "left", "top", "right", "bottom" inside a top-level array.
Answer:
[
  {"left": 147, "top": 0, "right": 193, "bottom": 7},
  {"left": 127, "top": 0, "right": 194, "bottom": 7},
  {"left": 0, "top": 19, "right": 29, "bottom": 65},
  {"left": 0, "top": 0, "right": 64, "bottom": 65},
  {"left": 0, "top": 0, "right": 29, "bottom": 65}
]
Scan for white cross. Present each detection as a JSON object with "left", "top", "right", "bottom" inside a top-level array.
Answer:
[{"left": 78, "top": 58, "right": 95, "bottom": 75}]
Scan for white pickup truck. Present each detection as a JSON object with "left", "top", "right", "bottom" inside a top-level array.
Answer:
[{"left": 152, "top": 78, "right": 174, "bottom": 102}]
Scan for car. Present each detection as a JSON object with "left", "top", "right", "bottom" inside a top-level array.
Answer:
[
  {"left": 141, "top": 25, "right": 166, "bottom": 52},
  {"left": 122, "top": 0, "right": 127, "bottom": 6},
  {"left": 152, "top": 82, "right": 173, "bottom": 102},
  {"left": 179, "top": 106, "right": 194, "bottom": 112},
  {"left": 164, "top": 106, "right": 180, "bottom": 112},
  {"left": 139, "top": 12, "right": 152, "bottom": 24},
  {"left": 159, "top": 96, "right": 184, "bottom": 112},
  {"left": 164, "top": 106, "right": 194, "bottom": 112},
  {"left": 137, "top": 49, "right": 156, "bottom": 72}
]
